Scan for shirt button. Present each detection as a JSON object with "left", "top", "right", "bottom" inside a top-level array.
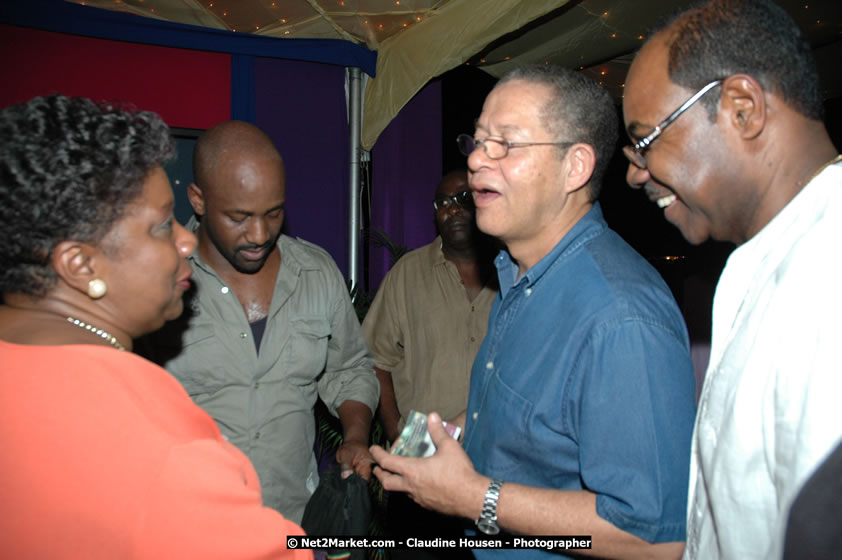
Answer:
[
  {"left": 240, "top": 332, "right": 248, "bottom": 339},
  {"left": 470, "top": 336, "right": 476, "bottom": 342},
  {"left": 485, "top": 361, "right": 493, "bottom": 370},
  {"left": 472, "top": 412, "right": 479, "bottom": 420},
  {"left": 254, "top": 432, "right": 260, "bottom": 439},
  {"left": 221, "top": 286, "right": 229, "bottom": 294},
  {"left": 525, "top": 288, "right": 533, "bottom": 296},
  {"left": 254, "top": 382, "right": 260, "bottom": 389}
]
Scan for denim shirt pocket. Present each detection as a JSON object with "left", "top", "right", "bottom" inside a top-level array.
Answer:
[
  {"left": 285, "top": 316, "right": 331, "bottom": 386},
  {"left": 470, "top": 370, "right": 534, "bottom": 479}
]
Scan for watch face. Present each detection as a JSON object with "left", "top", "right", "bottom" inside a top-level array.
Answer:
[{"left": 477, "top": 519, "right": 500, "bottom": 535}]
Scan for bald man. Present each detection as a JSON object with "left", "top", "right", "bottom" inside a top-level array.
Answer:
[{"left": 141, "top": 121, "right": 378, "bottom": 523}]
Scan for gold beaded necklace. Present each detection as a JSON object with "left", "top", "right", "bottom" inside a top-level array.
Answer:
[{"left": 65, "top": 317, "right": 126, "bottom": 351}]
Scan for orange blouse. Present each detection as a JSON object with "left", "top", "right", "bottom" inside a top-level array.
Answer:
[{"left": 0, "top": 341, "right": 312, "bottom": 560}]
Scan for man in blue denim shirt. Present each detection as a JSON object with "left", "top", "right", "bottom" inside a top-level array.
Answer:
[{"left": 371, "top": 65, "right": 696, "bottom": 559}]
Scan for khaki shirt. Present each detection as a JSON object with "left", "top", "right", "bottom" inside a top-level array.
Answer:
[
  {"left": 143, "top": 224, "right": 378, "bottom": 524},
  {"left": 363, "top": 237, "right": 496, "bottom": 429}
]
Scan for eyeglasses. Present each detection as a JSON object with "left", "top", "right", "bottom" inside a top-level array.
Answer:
[
  {"left": 623, "top": 79, "right": 723, "bottom": 169},
  {"left": 457, "top": 133, "right": 574, "bottom": 160},
  {"left": 433, "top": 190, "right": 474, "bottom": 211}
]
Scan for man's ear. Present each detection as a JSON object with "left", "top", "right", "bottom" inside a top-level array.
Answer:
[
  {"left": 187, "top": 182, "right": 206, "bottom": 216},
  {"left": 563, "top": 143, "right": 596, "bottom": 194},
  {"left": 50, "top": 241, "right": 103, "bottom": 295},
  {"left": 720, "top": 74, "right": 766, "bottom": 141}
]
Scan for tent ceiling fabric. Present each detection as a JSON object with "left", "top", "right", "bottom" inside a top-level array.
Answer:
[
  {"left": 474, "top": 0, "right": 681, "bottom": 101},
  {"left": 361, "top": 0, "right": 566, "bottom": 148},
  {"left": 73, "top": 0, "right": 568, "bottom": 149},
  {"left": 474, "top": 0, "right": 842, "bottom": 103},
  {"left": 74, "top": 0, "right": 455, "bottom": 46},
  {"left": 68, "top": 0, "right": 841, "bottom": 148}
]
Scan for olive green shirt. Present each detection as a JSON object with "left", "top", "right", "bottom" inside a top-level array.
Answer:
[{"left": 144, "top": 226, "right": 377, "bottom": 524}]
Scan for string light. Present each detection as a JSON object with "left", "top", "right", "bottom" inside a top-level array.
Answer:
[{"left": 75, "top": 0, "right": 659, "bottom": 67}]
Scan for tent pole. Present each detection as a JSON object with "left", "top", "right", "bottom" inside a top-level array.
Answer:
[{"left": 347, "top": 66, "right": 362, "bottom": 297}]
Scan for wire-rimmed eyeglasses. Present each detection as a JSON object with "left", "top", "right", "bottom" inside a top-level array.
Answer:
[
  {"left": 623, "top": 79, "right": 723, "bottom": 169},
  {"left": 457, "top": 133, "right": 574, "bottom": 160},
  {"left": 433, "top": 190, "right": 474, "bottom": 211}
]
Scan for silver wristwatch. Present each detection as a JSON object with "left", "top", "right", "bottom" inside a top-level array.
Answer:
[{"left": 476, "top": 478, "right": 503, "bottom": 535}]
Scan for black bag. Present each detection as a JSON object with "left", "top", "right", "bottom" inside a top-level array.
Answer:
[{"left": 301, "top": 466, "right": 372, "bottom": 560}]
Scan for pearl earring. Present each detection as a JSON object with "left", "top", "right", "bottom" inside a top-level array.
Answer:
[{"left": 87, "top": 278, "right": 108, "bottom": 299}]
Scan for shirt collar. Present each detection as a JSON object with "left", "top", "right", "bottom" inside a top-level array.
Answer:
[
  {"left": 430, "top": 236, "right": 448, "bottom": 267},
  {"left": 495, "top": 202, "right": 607, "bottom": 297}
]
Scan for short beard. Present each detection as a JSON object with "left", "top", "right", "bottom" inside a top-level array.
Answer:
[
  {"left": 205, "top": 224, "right": 276, "bottom": 275},
  {"left": 227, "top": 243, "right": 274, "bottom": 274}
]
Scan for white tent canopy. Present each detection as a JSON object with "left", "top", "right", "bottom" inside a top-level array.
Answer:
[{"left": 72, "top": 0, "right": 842, "bottom": 150}]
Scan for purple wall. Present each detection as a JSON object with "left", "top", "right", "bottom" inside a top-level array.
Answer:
[
  {"left": 254, "top": 57, "right": 442, "bottom": 290},
  {"left": 255, "top": 57, "right": 351, "bottom": 273},
  {"left": 369, "top": 80, "right": 442, "bottom": 290}
]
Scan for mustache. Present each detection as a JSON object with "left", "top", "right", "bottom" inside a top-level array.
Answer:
[{"left": 236, "top": 242, "right": 273, "bottom": 253}]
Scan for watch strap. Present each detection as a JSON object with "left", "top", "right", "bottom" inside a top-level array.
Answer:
[{"left": 476, "top": 478, "right": 503, "bottom": 535}]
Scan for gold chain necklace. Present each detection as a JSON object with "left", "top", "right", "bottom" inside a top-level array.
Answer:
[
  {"left": 65, "top": 317, "right": 126, "bottom": 351},
  {"left": 802, "top": 154, "right": 842, "bottom": 188}
]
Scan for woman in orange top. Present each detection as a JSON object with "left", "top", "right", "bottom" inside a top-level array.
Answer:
[{"left": 0, "top": 95, "right": 312, "bottom": 560}]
